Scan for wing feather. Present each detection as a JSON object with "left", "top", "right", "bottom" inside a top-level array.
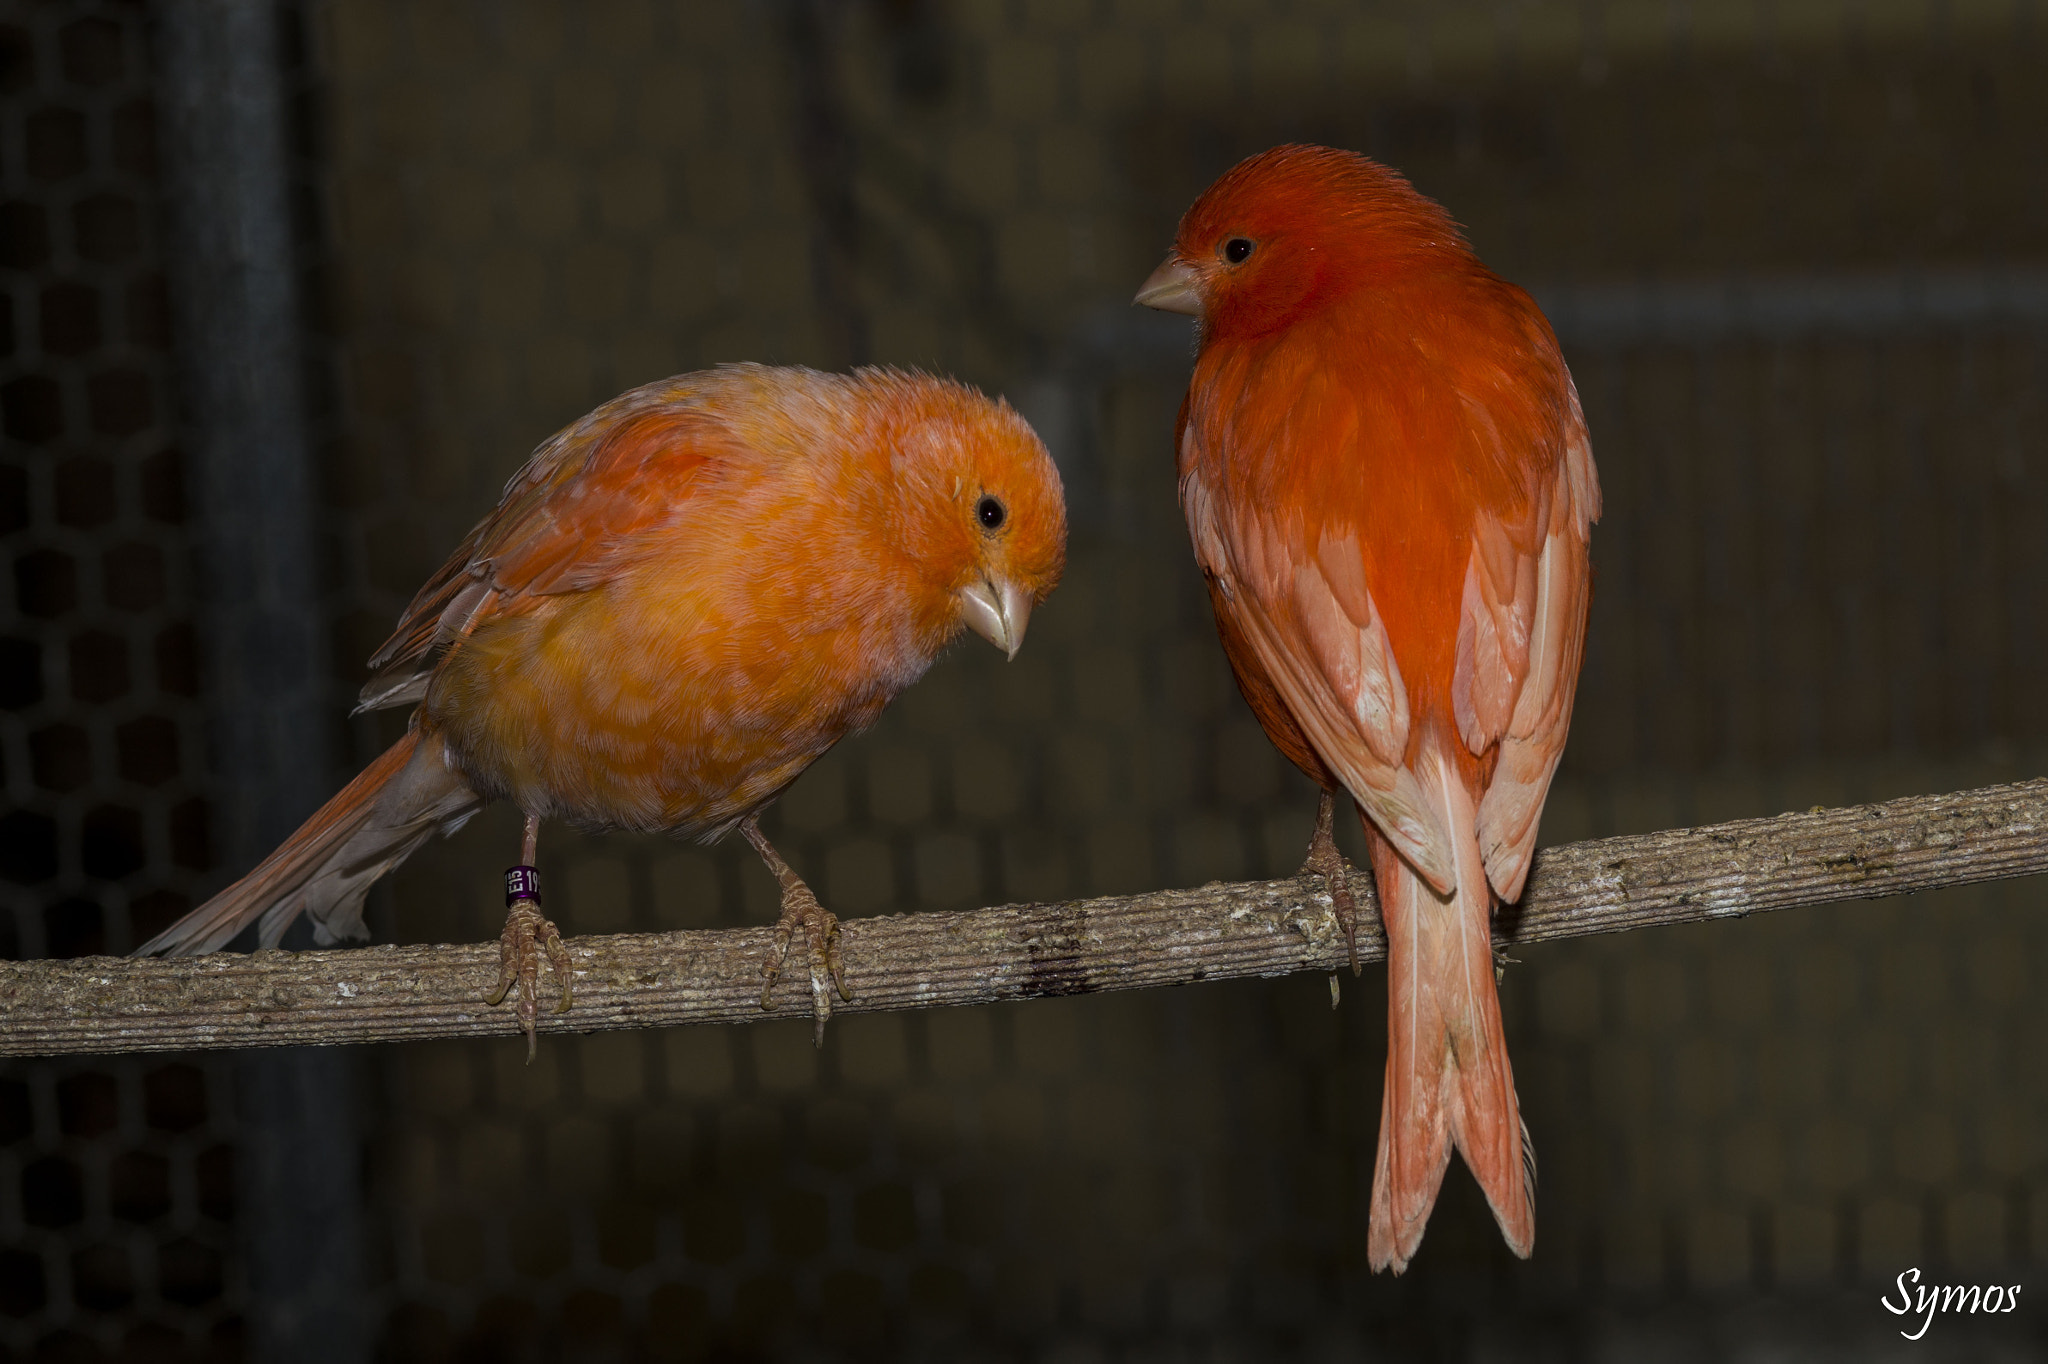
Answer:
[
  {"left": 1187, "top": 471, "right": 1456, "bottom": 892},
  {"left": 356, "top": 384, "right": 725, "bottom": 712},
  {"left": 1473, "top": 415, "right": 1599, "bottom": 902},
  {"left": 1297, "top": 539, "right": 1408, "bottom": 769}
]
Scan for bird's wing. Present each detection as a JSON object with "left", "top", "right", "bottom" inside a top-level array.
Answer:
[
  {"left": 1184, "top": 458, "right": 1459, "bottom": 894},
  {"left": 356, "top": 394, "right": 726, "bottom": 712},
  {"left": 1462, "top": 400, "right": 1600, "bottom": 902}
]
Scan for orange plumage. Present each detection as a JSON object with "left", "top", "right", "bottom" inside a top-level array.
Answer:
[
  {"left": 1139, "top": 146, "right": 1600, "bottom": 1271},
  {"left": 139, "top": 364, "right": 1066, "bottom": 1045}
]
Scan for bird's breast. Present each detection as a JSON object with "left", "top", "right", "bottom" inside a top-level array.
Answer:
[{"left": 424, "top": 551, "right": 932, "bottom": 837}]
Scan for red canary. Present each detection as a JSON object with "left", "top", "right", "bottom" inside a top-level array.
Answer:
[
  {"left": 139, "top": 364, "right": 1067, "bottom": 1050},
  {"left": 1138, "top": 146, "right": 1599, "bottom": 1271}
]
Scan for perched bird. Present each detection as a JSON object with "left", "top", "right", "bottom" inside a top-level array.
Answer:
[
  {"left": 1137, "top": 146, "right": 1599, "bottom": 1271},
  {"left": 137, "top": 364, "right": 1067, "bottom": 1052}
]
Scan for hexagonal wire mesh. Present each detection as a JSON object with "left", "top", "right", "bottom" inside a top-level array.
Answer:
[
  {"left": 5, "top": 0, "right": 2048, "bottom": 1360},
  {"left": 0, "top": 2, "right": 246, "bottom": 1360}
]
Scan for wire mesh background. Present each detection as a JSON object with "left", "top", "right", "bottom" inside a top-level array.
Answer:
[{"left": 4, "top": 0, "right": 2048, "bottom": 1359}]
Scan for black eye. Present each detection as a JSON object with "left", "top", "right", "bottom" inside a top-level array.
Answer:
[
  {"left": 1223, "top": 237, "right": 1254, "bottom": 264},
  {"left": 976, "top": 495, "right": 1007, "bottom": 531}
]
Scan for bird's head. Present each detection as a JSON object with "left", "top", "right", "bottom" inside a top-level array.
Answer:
[
  {"left": 1135, "top": 144, "right": 1470, "bottom": 339},
  {"left": 863, "top": 370, "right": 1067, "bottom": 661}
]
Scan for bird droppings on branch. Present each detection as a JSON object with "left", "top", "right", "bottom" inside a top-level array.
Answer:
[{"left": 1, "top": 778, "right": 2043, "bottom": 1057}]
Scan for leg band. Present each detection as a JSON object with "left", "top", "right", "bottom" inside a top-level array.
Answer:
[{"left": 504, "top": 865, "right": 541, "bottom": 905}]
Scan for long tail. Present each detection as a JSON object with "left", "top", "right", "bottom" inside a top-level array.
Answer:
[
  {"left": 1366, "top": 745, "right": 1535, "bottom": 1274},
  {"left": 134, "top": 728, "right": 482, "bottom": 956}
]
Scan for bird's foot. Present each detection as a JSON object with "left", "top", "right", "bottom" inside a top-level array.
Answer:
[
  {"left": 484, "top": 866, "right": 572, "bottom": 1062},
  {"left": 759, "top": 880, "right": 851, "bottom": 1046},
  {"left": 1303, "top": 789, "right": 1361, "bottom": 978},
  {"left": 741, "top": 817, "right": 852, "bottom": 1045}
]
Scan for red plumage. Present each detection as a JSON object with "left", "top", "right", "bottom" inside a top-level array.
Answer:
[{"left": 1139, "top": 146, "right": 1600, "bottom": 1271}]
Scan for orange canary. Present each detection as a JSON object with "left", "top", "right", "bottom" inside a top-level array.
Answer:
[
  {"left": 1138, "top": 146, "right": 1599, "bottom": 1271},
  {"left": 139, "top": 364, "right": 1067, "bottom": 1050}
]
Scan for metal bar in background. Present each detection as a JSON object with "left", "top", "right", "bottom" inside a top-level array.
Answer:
[
  {"left": 150, "top": 3, "right": 368, "bottom": 1361},
  {"left": 1531, "top": 268, "right": 2048, "bottom": 346},
  {"left": 1042, "top": 268, "right": 2048, "bottom": 516},
  {"left": 1066, "top": 267, "right": 2048, "bottom": 372}
]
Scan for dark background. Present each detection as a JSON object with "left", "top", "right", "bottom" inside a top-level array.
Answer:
[{"left": 3, "top": 0, "right": 2046, "bottom": 1359}]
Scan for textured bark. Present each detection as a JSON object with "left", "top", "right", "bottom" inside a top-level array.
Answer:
[{"left": 5, "top": 779, "right": 2043, "bottom": 1056}]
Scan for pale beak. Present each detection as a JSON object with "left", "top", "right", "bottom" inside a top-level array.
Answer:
[
  {"left": 957, "top": 575, "right": 1034, "bottom": 660},
  {"left": 1134, "top": 255, "right": 1203, "bottom": 316}
]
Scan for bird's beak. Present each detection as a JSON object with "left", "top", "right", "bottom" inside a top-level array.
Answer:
[
  {"left": 957, "top": 575, "right": 1033, "bottom": 661},
  {"left": 1134, "top": 256, "right": 1203, "bottom": 316}
]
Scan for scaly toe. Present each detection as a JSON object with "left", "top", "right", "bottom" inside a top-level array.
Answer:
[
  {"left": 824, "top": 916, "right": 852, "bottom": 1004},
  {"left": 487, "top": 901, "right": 570, "bottom": 1058},
  {"left": 759, "top": 921, "right": 797, "bottom": 1012},
  {"left": 760, "top": 892, "right": 852, "bottom": 1042}
]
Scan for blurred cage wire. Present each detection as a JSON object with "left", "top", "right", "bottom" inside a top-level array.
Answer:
[{"left": 3, "top": 0, "right": 2048, "bottom": 1361}]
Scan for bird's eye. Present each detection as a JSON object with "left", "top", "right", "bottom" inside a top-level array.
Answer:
[
  {"left": 1223, "top": 237, "right": 1255, "bottom": 264},
  {"left": 976, "top": 495, "right": 1007, "bottom": 531}
]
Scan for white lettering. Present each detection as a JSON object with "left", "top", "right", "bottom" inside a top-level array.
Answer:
[
  {"left": 1883, "top": 1271, "right": 2025, "bottom": 1337},
  {"left": 1907, "top": 1284, "right": 1940, "bottom": 1340},
  {"left": 1938, "top": 1284, "right": 1982, "bottom": 1314}
]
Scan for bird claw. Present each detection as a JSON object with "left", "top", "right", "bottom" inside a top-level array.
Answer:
[
  {"left": 759, "top": 882, "right": 851, "bottom": 1045},
  {"left": 1304, "top": 791, "right": 1361, "bottom": 977},
  {"left": 485, "top": 899, "right": 573, "bottom": 1062}
]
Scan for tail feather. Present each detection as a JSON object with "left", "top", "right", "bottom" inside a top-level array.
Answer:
[
  {"left": 1366, "top": 745, "right": 1534, "bottom": 1273},
  {"left": 134, "top": 729, "right": 481, "bottom": 957}
]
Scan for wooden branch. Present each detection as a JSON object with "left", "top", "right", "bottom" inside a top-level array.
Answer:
[{"left": 3, "top": 779, "right": 2044, "bottom": 1057}]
